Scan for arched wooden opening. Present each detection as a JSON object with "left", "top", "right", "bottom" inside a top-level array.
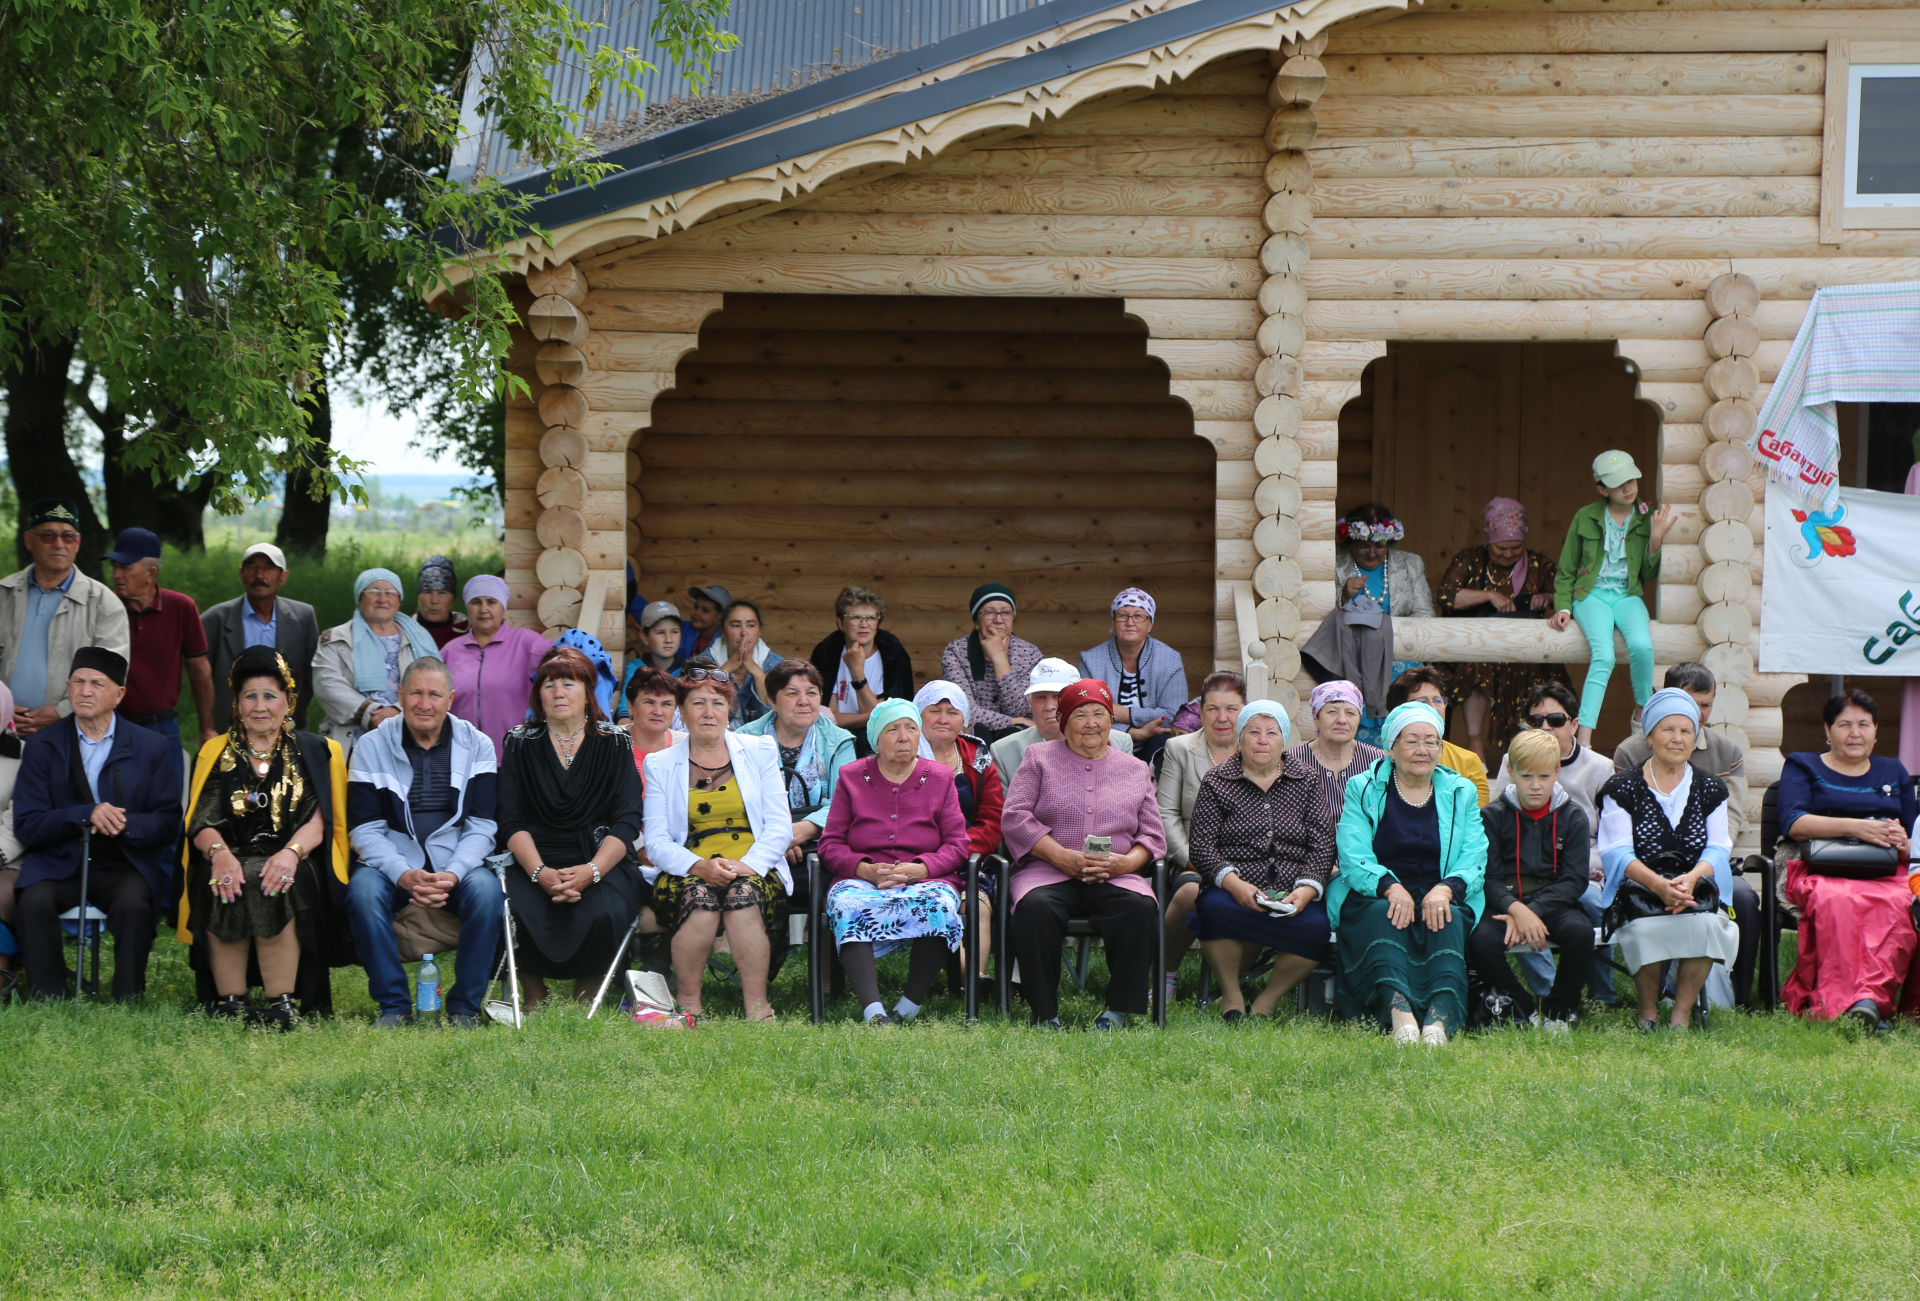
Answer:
[
  {"left": 1334, "top": 341, "right": 1661, "bottom": 751},
  {"left": 633, "top": 294, "right": 1218, "bottom": 690}
]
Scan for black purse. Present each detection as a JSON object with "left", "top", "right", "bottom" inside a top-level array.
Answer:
[
  {"left": 1800, "top": 837, "right": 1902, "bottom": 879},
  {"left": 1605, "top": 851, "right": 1720, "bottom": 936}
]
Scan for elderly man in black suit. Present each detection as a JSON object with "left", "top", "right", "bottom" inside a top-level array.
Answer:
[
  {"left": 11, "top": 647, "right": 184, "bottom": 1000},
  {"left": 201, "top": 542, "right": 320, "bottom": 732}
]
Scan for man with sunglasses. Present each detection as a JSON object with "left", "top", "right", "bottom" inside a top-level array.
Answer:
[
  {"left": 1493, "top": 681, "right": 1618, "bottom": 1005},
  {"left": 1610, "top": 662, "right": 1760, "bottom": 1009},
  {"left": 0, "top": 501, "right": 129, "bottom": 737}
]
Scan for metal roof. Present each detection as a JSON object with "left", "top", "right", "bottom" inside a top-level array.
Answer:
[
  {"left": 455, "top": 1, "right": 1058, "bottom": 184},
  {"left": 459, "top": 0, "right": 1286, "bottom": 241}
]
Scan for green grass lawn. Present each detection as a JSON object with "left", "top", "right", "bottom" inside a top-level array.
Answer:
[{"left": 4, "top": 938, "right": 1918, "bottom": 1300}]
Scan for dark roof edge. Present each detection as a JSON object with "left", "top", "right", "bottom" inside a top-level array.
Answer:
[{"left": 473, "top": 0, "right": 1294, "bottom": 243}]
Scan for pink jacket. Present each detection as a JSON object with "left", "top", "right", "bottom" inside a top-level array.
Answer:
[
  {"left": 819, "top": 756, "right": 970, "bottom": 886},
  {"left": 1002, "top": 739, "right": 1166, "bottom": 905}
]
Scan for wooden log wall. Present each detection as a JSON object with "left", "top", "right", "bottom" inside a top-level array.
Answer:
[
  {"left": 1276, "top": 0, "right": 1920, "bottom": 837},
  {"left": 583, "top": 48, "right": 1300, "bottom": 677},
  {"left": 636, "top": 295, "right": 1217, "bottom": 688}
]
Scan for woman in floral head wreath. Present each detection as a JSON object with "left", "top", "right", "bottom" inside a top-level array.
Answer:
[
  {"left": 1334, "top": 504, "right": 1434, "bottom": 747},
  {"left": 1433, "top": 497, "right": 1569, "bottom": 760},
  {"left": 177, "top": 649, "right": 351, "bottom": 1027}
]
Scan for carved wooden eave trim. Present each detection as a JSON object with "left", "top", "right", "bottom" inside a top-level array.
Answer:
[{"left": 432, "top": 0, "right": 1410, "bottom": 300}]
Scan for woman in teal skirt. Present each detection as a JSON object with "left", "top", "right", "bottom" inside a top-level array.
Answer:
[{"left": 1327, "top": 701, "right": 1488, "bottom": 1045}]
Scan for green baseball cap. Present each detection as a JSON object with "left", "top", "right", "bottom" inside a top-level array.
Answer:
[{"left": 1592, "top": 450, "right": 1642, "bottom": 488}]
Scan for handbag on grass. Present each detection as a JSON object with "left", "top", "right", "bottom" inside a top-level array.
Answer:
[{"left": 1799, "top": 837, "right": 1902, "bottom": 879}]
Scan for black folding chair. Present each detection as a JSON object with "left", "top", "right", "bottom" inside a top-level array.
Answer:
[
  {"left": 807, "top": 852, "right": 1002, "bottom": 1023},
  {"left": 1740, "top": 781, "right": 1784, "bottom": 1012},
  {"left": 995, "top": 857, "right": 1169, "bottom": 1028}
]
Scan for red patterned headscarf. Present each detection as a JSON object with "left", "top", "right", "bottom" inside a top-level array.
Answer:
[{"left": 1055, "top": 678, "right": 1115, "bottom": 726}]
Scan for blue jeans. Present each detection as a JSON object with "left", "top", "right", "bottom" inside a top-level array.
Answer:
[
  {"left": 1513, "top": 881, "right": 1620, "bottom": 1004},
  {"left": 1571, "top": 587, "right": 1653, "bottom": 729},
  {"left": 347, "top": 867, "right": 504, "bottom": 1016}
]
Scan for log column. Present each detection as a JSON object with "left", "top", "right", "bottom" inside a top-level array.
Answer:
[
  {"left": 1252, "top": 32, "right": 1325, "bottom": 733},
  {"left": 524, "top": 261, "right": 629, "bottom": 652}
]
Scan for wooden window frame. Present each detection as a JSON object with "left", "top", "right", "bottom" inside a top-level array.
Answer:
[{"left": 1821, "top": 40, "right": 1920, "bottom": 241}]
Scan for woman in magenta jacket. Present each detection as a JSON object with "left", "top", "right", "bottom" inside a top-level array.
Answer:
[
  {"left": 442, "top": 576, "right": 550, "bottom": 762},
  {"left": 818, "top": 698, "right": 970, "bottom": 1025}
]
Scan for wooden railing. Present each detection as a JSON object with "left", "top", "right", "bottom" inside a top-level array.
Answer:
[{"left": 1230, "top": 580, "right": 1269, "bottom": 700}]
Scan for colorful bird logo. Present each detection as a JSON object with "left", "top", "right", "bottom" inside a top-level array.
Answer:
[{"left": 1789, "top": 505, "right": 1856, "bottom": 567}]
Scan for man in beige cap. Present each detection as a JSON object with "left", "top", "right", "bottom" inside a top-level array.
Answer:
[{"left": 200, "top": 542, "right": 320, "bottom": 732}]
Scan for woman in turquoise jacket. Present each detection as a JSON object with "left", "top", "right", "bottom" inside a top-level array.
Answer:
[{"left": 1329, "top": 701, "right": 1489, "bottom": 1044}]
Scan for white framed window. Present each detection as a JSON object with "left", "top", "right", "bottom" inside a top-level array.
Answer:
[{"left": 1821, "top": 42, "right": 1920, "bottom": 238}]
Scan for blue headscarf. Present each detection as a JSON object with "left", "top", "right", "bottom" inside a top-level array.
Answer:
[
  {"left": 1381, "top": 701, "right": 1445, "bottom": 751},
  {"left": 866, "top": 697, "right": 921, "bottom": 751},
  {"left": 1640, "top": 687, "right": 1702, "bottom": 736},
  {"left": 350, "top": 569, "right": 440, "bottom": 695},
  {"left": 554, "top": 628, "right": 619, "bottom": 716},
  {"left": 1235, "top": 699, "right": 1294, "bottom": 747}
]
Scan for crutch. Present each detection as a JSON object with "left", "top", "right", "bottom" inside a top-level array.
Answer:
[
  {"left": 586, "top": 913, "right": 642, "bottom": 1019},
  {"left": 483, "top": 854, "right": 524, "bottom": 1028}
]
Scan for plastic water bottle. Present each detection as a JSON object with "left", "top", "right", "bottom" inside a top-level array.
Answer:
[{"left": 415, "top": 953, "right": 442, "bottom": 1024}]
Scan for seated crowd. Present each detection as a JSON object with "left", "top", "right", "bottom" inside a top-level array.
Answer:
[{"left": 3, "top": 553, "right": 1918, "bottom": 1042}]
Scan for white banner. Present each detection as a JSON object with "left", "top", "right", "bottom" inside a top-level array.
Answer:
[{"left": 1759, "top": 485, "right": 1920, "bottom": 675}]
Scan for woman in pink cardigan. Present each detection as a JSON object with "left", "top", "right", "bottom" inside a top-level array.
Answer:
[
  {"left": 1002, "top": 678, "right": 1166, "bottom": 1030},
  {"left": 818, "top": 698, "right": 970, "bottom": 1024}
]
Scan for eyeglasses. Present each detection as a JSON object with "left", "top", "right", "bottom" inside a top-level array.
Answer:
[
  {"left": 1113, "top": 611, "right": 1150, "bottom": 624},
  {"left": 685, "top": 667, "right": 730, "bottom": 682},
  {"left": 31, "top": 530, "right": 80, "bottom": 545},
  {"left": 841, "top": 614, "right": 879, "bottom": 625},
  {"left": 1526, "top": 712, "right": 1571, "bottom": 729},
  {"left": 1397, "top": 738, "right": 1441, "bottom": 752}
]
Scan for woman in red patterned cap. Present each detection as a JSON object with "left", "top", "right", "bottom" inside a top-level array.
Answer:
[{"left": 1001, "top": 678, "right": 1166, "bottom": 1029}]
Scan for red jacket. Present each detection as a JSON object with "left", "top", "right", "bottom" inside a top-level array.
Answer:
[{"left": 955, "top": 735, "right": 1005, "bottom": 857}]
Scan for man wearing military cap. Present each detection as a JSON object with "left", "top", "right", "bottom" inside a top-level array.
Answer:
[{"left": 0, "top": 501, "right": 130, "bottom": 736}]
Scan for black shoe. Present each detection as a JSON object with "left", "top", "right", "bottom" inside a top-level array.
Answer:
[
  {"left": 211, "top": 994, "right": 247, "bottom": 1021},
  {"left": 1843, "top": 999, "right": 1882, "bottom": 1032},
  {"left": 1221, "top": 1008, "right": 1245, "bottom": 1025},
  {"left": 255, "top": 994, "right": 299, "bottom": 1032},
  {"left": 448, "top": 1013, "right": 481, "bottom": 1029},
  {"left": 374, "top": 1011, "right": 416, "bottom": 1029}
]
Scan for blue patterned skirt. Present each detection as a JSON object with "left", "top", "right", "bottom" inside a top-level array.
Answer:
[{"left": 826, "top": 880, "right": 966, "bottom": 958}]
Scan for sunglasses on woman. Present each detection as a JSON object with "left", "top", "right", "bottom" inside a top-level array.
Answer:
[{"left": 1526, "top": 712, "right": 1570, "bottom": 729}]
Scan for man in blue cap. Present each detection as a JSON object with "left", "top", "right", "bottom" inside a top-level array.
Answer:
[{"left": 0, "top": 500, "right": 129, "bottom": 737}]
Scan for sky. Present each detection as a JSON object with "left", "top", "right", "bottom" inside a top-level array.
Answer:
[{"left": 332, "top": 395, "right": 466, "bottom": 478}]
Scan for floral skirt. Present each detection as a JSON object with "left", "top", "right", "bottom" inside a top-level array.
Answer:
[{"left": 826, "top": 880, "right": 965, "bottom": 958}]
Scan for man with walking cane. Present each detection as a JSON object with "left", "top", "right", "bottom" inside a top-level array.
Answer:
[{"left": 11, "top": 647, "right": 181, "bottom": 1000}]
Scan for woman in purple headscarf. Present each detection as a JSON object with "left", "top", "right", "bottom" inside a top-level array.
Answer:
[{"left": 1435, "top": 498, "right": 1568, "bottom": 760}]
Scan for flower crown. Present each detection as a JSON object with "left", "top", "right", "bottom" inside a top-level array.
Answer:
[{"left": 1337, "top": 518, "right": 1405, "bottom": 545}]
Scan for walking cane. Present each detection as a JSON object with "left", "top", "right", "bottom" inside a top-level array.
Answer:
[
  {"left": 73, "top": 825, "right": 93, "bottom": 1000},
  {"left": 586, "top": 915, "right": 641, "bottom": 1020},
  {"left": 500, "top": 862, "right": 523, "bottom": 1028}
]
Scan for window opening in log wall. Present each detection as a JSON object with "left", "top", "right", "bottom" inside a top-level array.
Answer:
[
  {"left": 1334, "top": 341, "right": 1661, "bottom": 753},
  {"left": 633, "top": 294, "right": 1217, "bottom": 692}
]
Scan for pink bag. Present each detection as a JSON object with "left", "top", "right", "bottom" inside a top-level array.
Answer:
[{"left": 1171, "top": 698, "right": 1202, "bottom": 734}]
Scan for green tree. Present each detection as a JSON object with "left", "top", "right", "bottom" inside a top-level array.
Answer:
[{"left": 1, "top": 0, "right": 735, "bottom": 562}]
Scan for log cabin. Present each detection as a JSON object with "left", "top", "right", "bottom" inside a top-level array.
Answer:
[{"left": 442, "top": 0, "right": 1920, "bottom": 849}]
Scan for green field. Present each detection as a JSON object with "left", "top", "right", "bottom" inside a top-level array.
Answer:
[{"left": 4, "top": 939, "right": 1917, "bottom": 1300}]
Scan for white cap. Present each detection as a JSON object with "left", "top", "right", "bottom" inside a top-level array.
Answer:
[
  {"left": 1025, "top": 657, "right": 1079, "bottom": 696},
  {"left": 242, "top": 542, "right": 287, "bottom": 569}
]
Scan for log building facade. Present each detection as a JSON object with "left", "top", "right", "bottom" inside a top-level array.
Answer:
[{"left": 460, "top": 0, "right": 1920, "bottom": 848}]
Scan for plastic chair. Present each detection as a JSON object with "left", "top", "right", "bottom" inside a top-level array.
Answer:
[{"left": 995, "top": 857, "right": 1169, "bottom": 1027}]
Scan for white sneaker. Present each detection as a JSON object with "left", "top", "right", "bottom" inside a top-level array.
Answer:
[
  {"left": 1421, "top": 1023, "right": 1448, "bottom": 1046},
  {"left": 1392, "top": 1024, "right": 1420, "bottom": 1045}
]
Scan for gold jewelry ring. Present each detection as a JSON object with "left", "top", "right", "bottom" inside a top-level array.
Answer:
[{"left": 220, "top": 876, "right": 232, "bottom": 886}]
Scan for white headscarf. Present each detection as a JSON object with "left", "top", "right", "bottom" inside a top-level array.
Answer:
[{"left": 911, "top": 680, "right": 970, "bottom": 759}]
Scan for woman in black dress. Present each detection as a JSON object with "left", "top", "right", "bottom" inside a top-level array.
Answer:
[
  {"left": 179, "top": 649, "right": 350, "bottom": 1026},
  {"left": 498, "top": 646, "right": 647, "bottom": 1004}
]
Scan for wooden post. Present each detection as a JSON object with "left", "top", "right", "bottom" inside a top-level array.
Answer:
[
  {"left": 1253, "top": 31, "right": 1326, "bottom": 734},
  {"left": 1697, "top": 270, "right": 1786, "bottom": 844}
]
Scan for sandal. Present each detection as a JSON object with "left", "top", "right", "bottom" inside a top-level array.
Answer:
[
  {"left": 256, "top": 993, "right": 299, "bottom": 1032},
  {"left": 746, "top": 1007, "right": 777, "bottom": 1023},
  {"left": 211, "top": 994, "right": 247, "bottom": 1021}
]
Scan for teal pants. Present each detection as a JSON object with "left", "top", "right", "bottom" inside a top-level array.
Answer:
[{"left": 1571, "top": 587, "right": 1653, "bottom": 729}]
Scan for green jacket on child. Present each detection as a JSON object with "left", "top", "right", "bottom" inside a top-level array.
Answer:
[{"left": 1552, "top": 500, "right": 1663, "bottom": 610}]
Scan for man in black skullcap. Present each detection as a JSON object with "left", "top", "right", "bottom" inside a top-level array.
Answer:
[
  {"left": 0, "top": 500, "right": 129, "bottom": 737},
  {"left": 10, "top": 647, "right": 182, "bottom": 1000}
]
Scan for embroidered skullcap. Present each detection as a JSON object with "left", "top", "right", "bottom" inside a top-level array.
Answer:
[
  {"left": 417, "top": 556, "right": 457, "bottom": 594},
  {"left": 69, "top": 646, "right": 128, "bottom": 687}
]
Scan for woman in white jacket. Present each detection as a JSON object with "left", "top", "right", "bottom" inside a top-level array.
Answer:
[{"left": 643, "top": 671, "right": 793, "bottom": 1021}]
